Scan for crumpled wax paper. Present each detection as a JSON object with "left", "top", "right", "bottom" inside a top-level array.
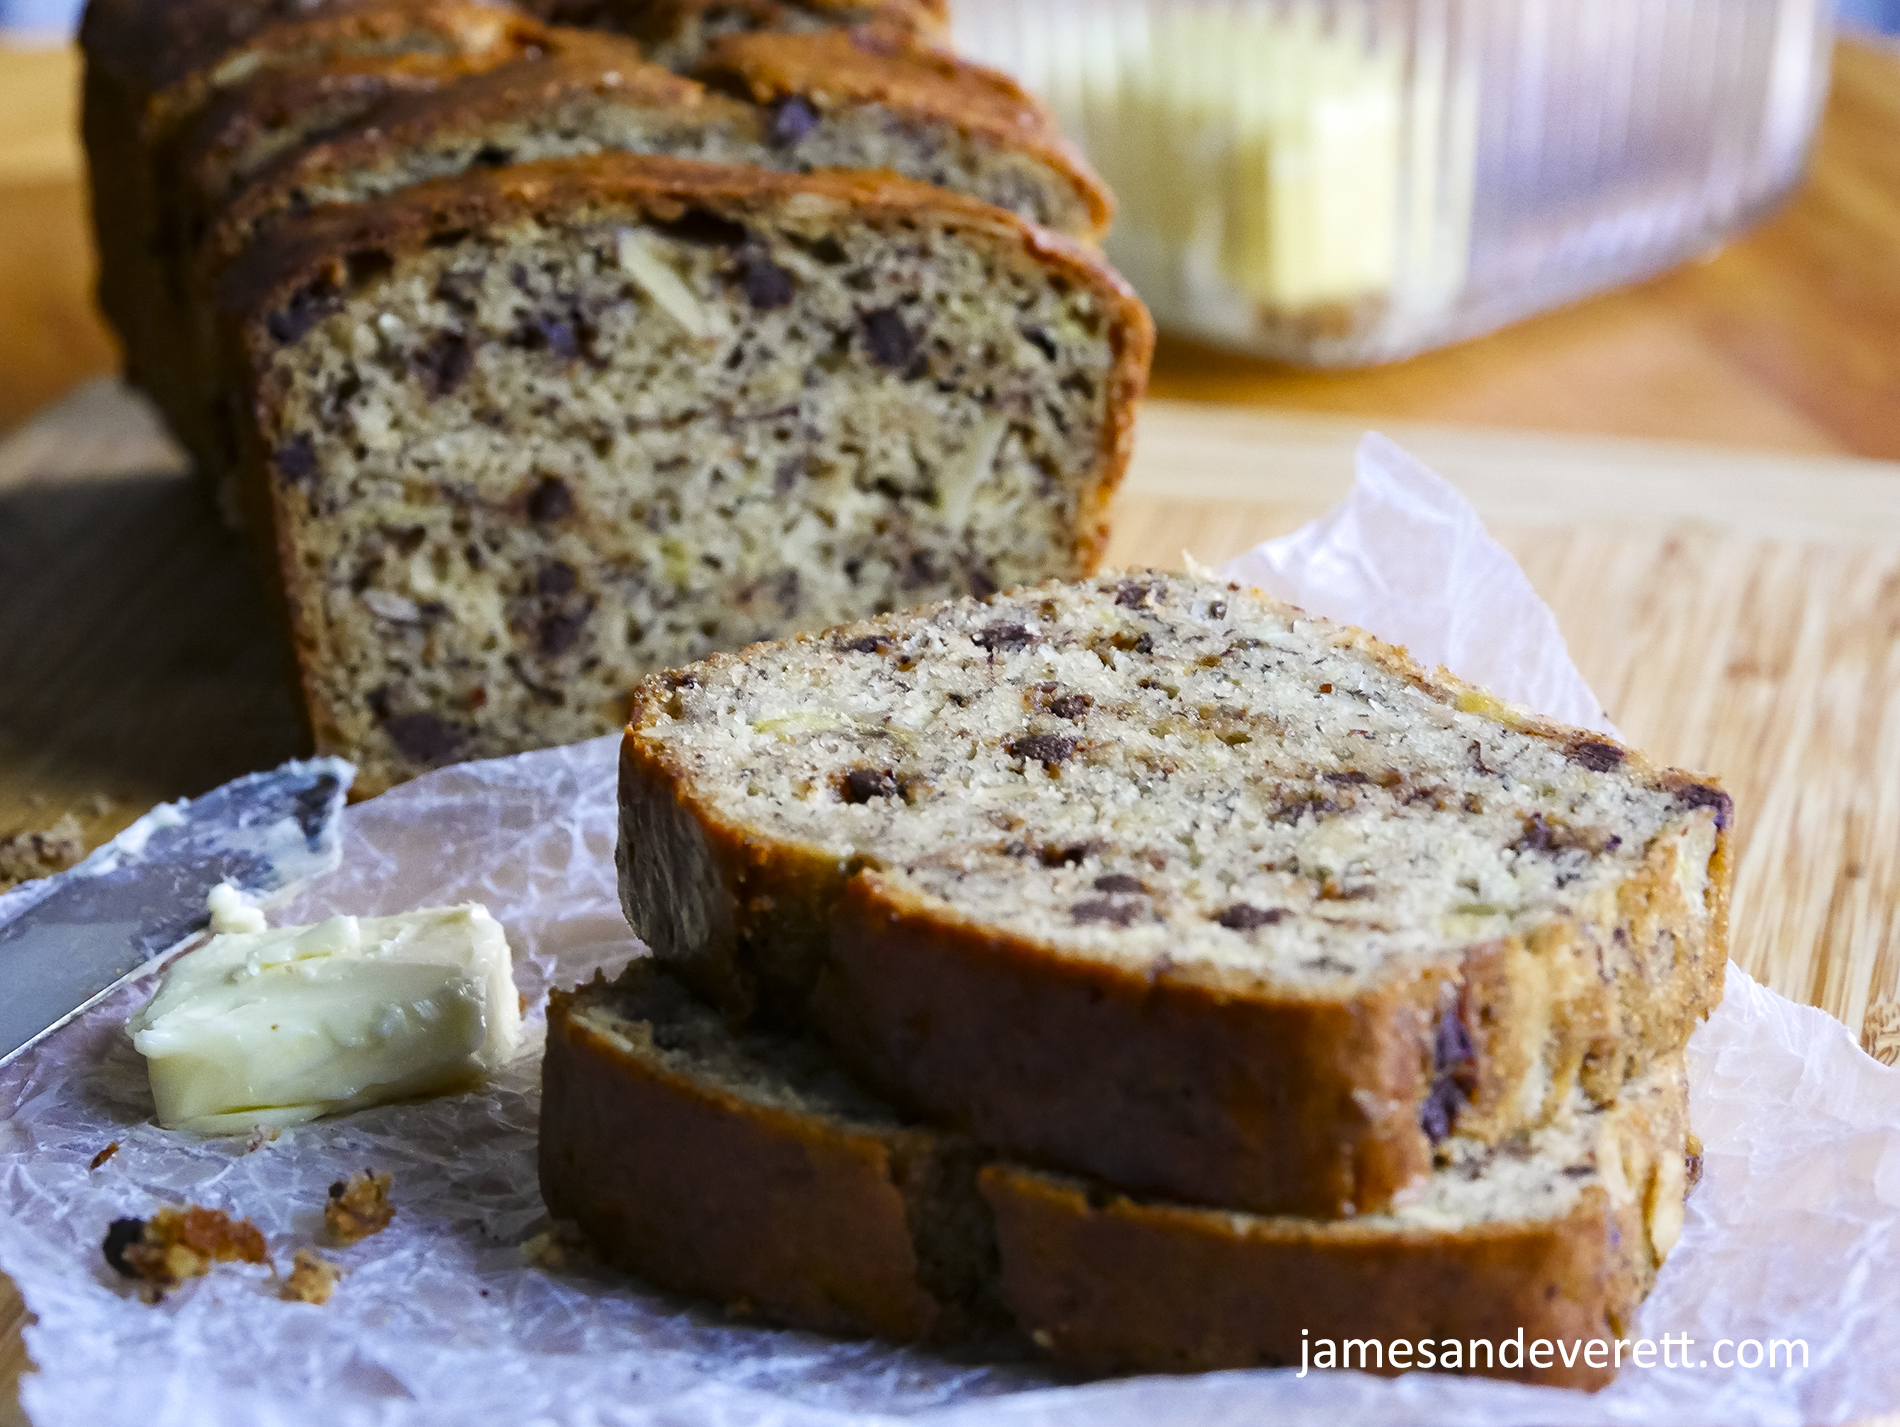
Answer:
[{"left": 5, "top": 434, "right": 1899, "bottom": 1427}]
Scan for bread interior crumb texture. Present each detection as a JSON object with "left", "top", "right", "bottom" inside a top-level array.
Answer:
[
  {"left": 266, "top": 194, "right": 1119, "bottom": 783},
  {"left": 641, "top": 574, "right": 1720, "bottom": 986}
]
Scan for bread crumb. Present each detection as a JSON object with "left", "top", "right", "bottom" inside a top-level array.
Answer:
[
  {"left": 88, "top": 1141, "right": 120, "bottom": 1170},
  {"left": 324, "top": 1169, "right": 394, "bottom": 1245},
  {"left": 282, "top": 1248, "right": 341, "bottom": 1304},
  {"left": 0, "top": 815, "right": 85, "bottom": 891},
  {"left": 103, "top": 1206, "right": 271, "bottom": 1291},
  {"left": 521, "top": 1220, "right": 592, "bottom": 1271}
]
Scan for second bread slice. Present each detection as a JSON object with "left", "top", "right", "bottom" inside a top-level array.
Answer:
[{"left": 542, "top": 960, "right": 1694, "bottom": 1389}]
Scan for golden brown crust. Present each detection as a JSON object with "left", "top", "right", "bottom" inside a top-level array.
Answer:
[
  {"left": 984, "top": 1176, "right": 1652, "bottom": 1386},
  {"left": 617, "top": 577, "right": 1729, "bottom": 1218},
  {"left": 203, "top": 20, "right": 1116, "bottom": 265},
  {"left": 213, "top": 147, "right": 1148, "bottom": 331},
  {"left": 981, "top": 1067, "right": 1688, "bottom": 1386},
  {"left": 538, "top": 0, "right": 946, "bottom": 57},
  {"left": 539, "top": 982, "right": 952, "bottom": 1340},
  {"left": 696, "top": 28, "right": 1113, "bottom": 238},
  {"left": 150, "top": 1, "right": 545, "bottom": 140},
  {"left": 815, "top": 872, "right": 1443, "bottom": 1217},
  {"left": 183, "top": 47, "right": 566, "bottom": 212},
  {"left": 81, "top": 0, "right": 382, "bottom": 97},
  {"left": 203, "top": 31, "right": 695, "bottom": 261}
]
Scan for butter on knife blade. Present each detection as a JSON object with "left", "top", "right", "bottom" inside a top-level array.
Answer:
[{"left": 127, "top": 900, "right": 522, "bottom": 1134}]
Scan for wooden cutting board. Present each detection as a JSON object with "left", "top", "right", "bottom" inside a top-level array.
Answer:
[{"left": 4, "top": 383, "right": 1900, "bottom": 1415}]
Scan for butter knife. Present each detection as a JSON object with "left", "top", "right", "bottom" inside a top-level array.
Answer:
[{"left": 0, "top": 757, "right": 355, "bottom": 1065}]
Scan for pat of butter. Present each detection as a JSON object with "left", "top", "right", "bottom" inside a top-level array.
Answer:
[{"left": 127, "top": 903, "right": 521, "bottom": 1134}]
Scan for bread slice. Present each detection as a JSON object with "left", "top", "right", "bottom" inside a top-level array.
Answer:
[
  {"left": 619, "top": 571, "right": 1730, "bottom": 1217},
  {"left": 541, "top": 958, "right": 1009, "bottom": 1343},
  {"left": 541, "top": 959, "right": 1694, "bottom": 1389},
  {"left": 212, "top": 156, "right": 1151, "bottom": 795},
  {"left": 208, "top": 30, "right": 1110, "bottom": 264},
  {"left": 160, "top": 29, "right": 1109, "bottom": 485},
  {"left": 691, "top": 26, "right": 1112, "bottom": 240},
  {"left": 982, "top": 1064, "right": 1691, "bottom": 1386}
]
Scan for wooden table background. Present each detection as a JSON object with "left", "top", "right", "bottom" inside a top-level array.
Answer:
[{"left": 3, "top": 32, "right": 1900, "bottom": 1426}]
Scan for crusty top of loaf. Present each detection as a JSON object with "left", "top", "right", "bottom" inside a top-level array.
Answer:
[
  {"left": 178, "top": 44, "right": 562, "bottom": 205},
  {"left": 206, "top": 25, "right": 1113, "bottom": 258},
  {"left": 696, "top": 28, "right": 1112, "bottom": 232},
  {"left": 88, "top": 0, "right": 543, "bottom": 117},
  {"left": 619, "top": 0, "right": 949, "bottom": 32},
  {"left": 700, "top": 27, "right": 1040, "bottom": 131},
  {"left": 202, "top": 30, "right": 702, "bottom": 247},
  {"left": 626, "top": 571, "right": 1730, "bottom": 989},
  {"left": 302, "top": 26, "right": 703, "bottom": 125}
]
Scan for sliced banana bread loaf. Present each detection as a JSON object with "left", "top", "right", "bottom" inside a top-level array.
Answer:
[
  {"left": 156, "top": 27, "right": 1108, "bottom": 494},
  {"left": 542, "top": 959, "right": 1694, "bottom": 1389},
  {"left": 213, "top": 156, "right": 1151, "bottom": 795},
  {"left": 619, "top": 571, "right": 1730, "bottom": 1217}
]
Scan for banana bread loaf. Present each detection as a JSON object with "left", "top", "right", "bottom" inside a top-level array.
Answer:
[
  {"left": 158, "top": 28, "right": 1109, "bottom": 485},
  {"left": 82, "top": 0, "right": 981, "bottom": 493},
  {"left": 618, "top": 571, "right": 1730, "bottom": 1217},
  {"left": 541, "top": 959, "right": 1694, "bottom": 1389},
  {"left": 213, "top": 157, "right": 1151, "bottom": 796}
]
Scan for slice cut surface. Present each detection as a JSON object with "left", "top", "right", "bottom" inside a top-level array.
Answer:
[
  {"left": 621, "top": 571, "right": 1729, "bottom": 1214},
  {"left": 219, "top": 157, "right": 1150, "bottom": 794}
]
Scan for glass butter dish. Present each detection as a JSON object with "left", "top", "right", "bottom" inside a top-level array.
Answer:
[{"left": 954, "top": 0, "right": 1836, "bottom": 365}]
